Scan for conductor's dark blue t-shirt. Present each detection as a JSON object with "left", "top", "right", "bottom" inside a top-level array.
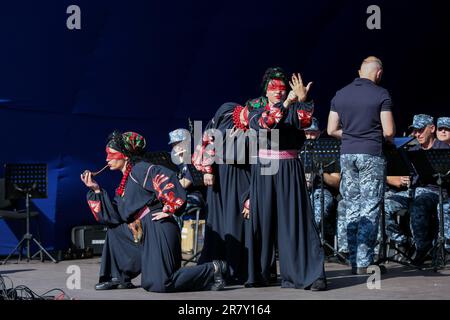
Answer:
[{"left": 330, "top": 78, "right": 393, "bottom": 156}]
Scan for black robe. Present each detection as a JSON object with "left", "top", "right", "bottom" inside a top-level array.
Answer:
[
  {"left": 194, "top": 102, "right": 251, "bottom": 284},
  {"left": 246, "top": 100, "right": 325, "bottom": 288},
  {"left": 86, "top": 161, "right": 214, "bottom": 292}
]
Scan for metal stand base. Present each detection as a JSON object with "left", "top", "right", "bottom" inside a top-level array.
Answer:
[{"left": 2, "top": 233, "right": 57, "bottom": 264}]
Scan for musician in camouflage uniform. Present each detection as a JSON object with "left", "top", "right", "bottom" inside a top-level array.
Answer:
[
  {"left": 304, "top": 118, "right": 340, "bottom": 248},
  {"left": 384, "top": 114, "right": 450, "bottom": 265},
  {"left": 436, "top": 117, "right": 450, "bottom": 250}
]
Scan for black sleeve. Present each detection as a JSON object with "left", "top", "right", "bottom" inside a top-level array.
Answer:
[{"left": 86, "top": 189, "right": 123, "bottom": 226}]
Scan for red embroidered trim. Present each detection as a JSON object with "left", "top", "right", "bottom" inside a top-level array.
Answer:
[
  {"left": 116, "top": 163, "right": 132, "bottom": 197},
  {"left": 192, "top": 131, "right": 215, "bottom": 174},
  {"left": 152, "top": 174, "right": 185, "bottom": 214},
  {"left": 88, "top": 200, "right": 101, "bottom": 222},
  {"left": 232, "top": 105, "right": 249, "bottom": 132},
  {"left": 259, "top": 107, "right": 283, "bottom": 129},
  {"left": 297, "top": 109, "right": 313, "bottom": 128}
]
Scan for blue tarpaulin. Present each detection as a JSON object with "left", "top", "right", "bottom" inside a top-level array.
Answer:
[{"left": 0, "top": 0, "right": 448, "bottom": 254}]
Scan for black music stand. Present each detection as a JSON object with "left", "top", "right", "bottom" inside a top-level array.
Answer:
[
  {"left": 407, "top": 149, "right": 450, "bottom": 271},
  {"left": 2, "top": 164, "right": 57, "bottom": 264},
  {"left": 301, "top": 138, "right": 347, "bottom": 262},
  {"left": 375, "top": 138, "right": 419, "bottom": 269}
]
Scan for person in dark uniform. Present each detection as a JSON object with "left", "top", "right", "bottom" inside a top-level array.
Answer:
[
  {"left": 80, "top": 131, "right": 227, "bottom": 292},
  {"left": 246, "top": 68, "right": 326, "bottom": 291},
  {"left": 327, "top": 56, "right": 395, "bottom": 275},
  {"left": 192, "top": 101, "right": 254, "bottom": 285},
  {"left": 437, "top": 117, "right": 450, "bottom": 146},
  {"left": 384, "top": 114, "right": 450, "bottom": 265},
  {"left": 304, "top": 118, "right": 341, "bottom": 249},
  {"left": 436, "top": 117, "right": 450, "bottom": 251}
]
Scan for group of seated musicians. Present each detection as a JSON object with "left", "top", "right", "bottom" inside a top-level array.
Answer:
[{"left": 302, "top": 115, "right": 450, "bottom": 266}]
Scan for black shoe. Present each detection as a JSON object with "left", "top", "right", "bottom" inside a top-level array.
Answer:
[
  {"left": 95, "top": 279, "right": 120, "bottom": 290},
  {"left": 310, "top": 278, "right": 327, "bottom": 291},
  {"left": 117, "top": 282, "right": 137, "bottom": 289},
  {"left": 211, "top": 260, "right": 227, "bottom": 291},
  {"left": 244, "top": 280, "right": 270, "bottom": 288}
]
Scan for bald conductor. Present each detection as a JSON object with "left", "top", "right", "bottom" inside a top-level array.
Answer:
[{"left": 327, "top": 56, "right": 395, "bottom": 275}]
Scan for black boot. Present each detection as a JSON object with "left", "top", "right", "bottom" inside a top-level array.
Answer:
[
  {"left": 95, "top": 278, "right": 121, "bottom": 290},
  {"left": 310, "top": 278, "right": 327, "bottom": 291},
  {"left": 211, "top": 260, "right": 227, "bottom": 291}
]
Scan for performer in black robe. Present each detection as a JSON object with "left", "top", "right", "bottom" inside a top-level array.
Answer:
[
  {"left": 193, "top": 102, "right": 254, "bottom": 284},
  {"left": 81, "top": 131, "right": 227, "bottom": 292},
  {"left": 245, "top": 69, "right": 326, "bottom": 290}
]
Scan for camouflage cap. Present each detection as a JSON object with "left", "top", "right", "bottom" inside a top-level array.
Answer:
[
  {"left": 168, "top": 128, "right": 190, "bottom": 145},
  {"left": 437, "top": 117, "right": 450, "bottom": 129},
  {"left": 409, "top": 114, "right": 434, "bottom": 130}
]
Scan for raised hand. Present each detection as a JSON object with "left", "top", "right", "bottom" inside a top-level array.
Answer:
[{"left": 289, "top": 73, "right": 313, "bottom": 102}]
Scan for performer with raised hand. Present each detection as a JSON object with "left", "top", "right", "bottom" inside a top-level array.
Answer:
[{"left": 246, "top": 69, "right": 327, "bottom": 291}]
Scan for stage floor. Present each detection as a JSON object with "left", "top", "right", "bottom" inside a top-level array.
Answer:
[{"left": 1, "top": 256, "right": 450, "bottom": 300}]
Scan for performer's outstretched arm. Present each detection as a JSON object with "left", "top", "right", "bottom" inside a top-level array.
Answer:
[{"left": 81, "top": 171, "right": 123, "bottom": 225}]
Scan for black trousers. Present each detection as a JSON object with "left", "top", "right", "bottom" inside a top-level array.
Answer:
[{"left": 246, "top": 158, "right": 325, "bottom": 288}]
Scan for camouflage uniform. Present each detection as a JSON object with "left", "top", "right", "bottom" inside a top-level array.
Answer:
[
  {"left": 407, "top": 115, "right": 445, "bottom": 253},
  {"left": 374, "top": 189, "right": 400, "bottom": 255},
  {"left": 437, "top": 199, "right": 450, "bottom": 250},
  {"left": 383, "top": 114, "right": 447, "bottom": 253},
  {"left": 384, "top": 188, "right": 439, "bottom": 251},
  {"left": 383, "top": 190, "right": 409, "bottom": 245},
  {"left": 336, "top": 199, "right": 348, "bottom": 254},
  {"left": 340, "top": 154, "right": 385, "bottom": 268},
  {"left": 305, "top": 118, "right": 338, "bottom": 243},
  {"left": 310, "top": 188, "right": 336, "bottom": 239},
  {"left": 436, "top": 117, "right": 450, "bottom": 249}
]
